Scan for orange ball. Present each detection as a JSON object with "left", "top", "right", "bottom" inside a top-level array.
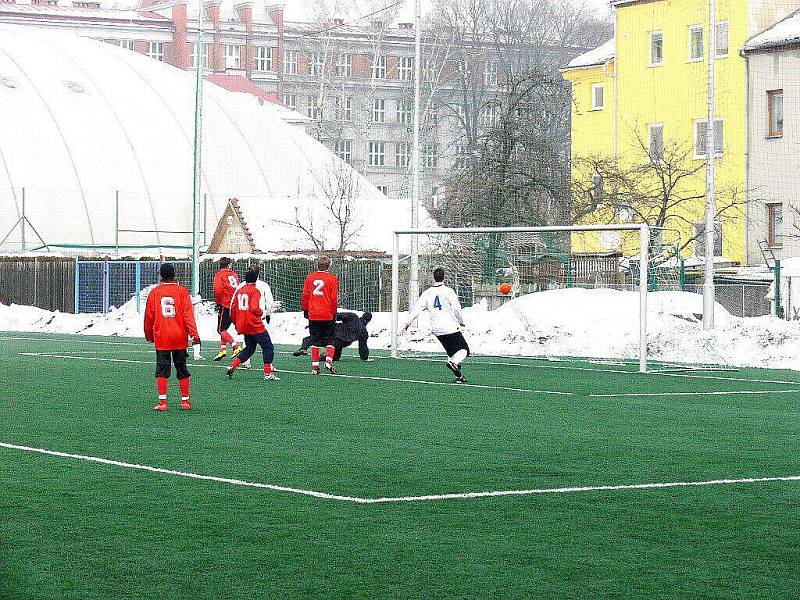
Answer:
[{"left": 499, "top": 282, "right": 512, "bottom": 295}]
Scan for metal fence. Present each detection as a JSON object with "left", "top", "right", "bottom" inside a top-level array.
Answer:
[{"left": 0, "top": 255, "right": 781, "bottom": 319}]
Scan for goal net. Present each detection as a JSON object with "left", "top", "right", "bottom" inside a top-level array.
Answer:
[{"left": 391, "top": 225, "right": 733, "bottom": 373}]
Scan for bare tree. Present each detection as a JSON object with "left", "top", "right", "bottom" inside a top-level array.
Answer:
[{"left": 572, "top": 131, "right": 746, "bottom": 253}]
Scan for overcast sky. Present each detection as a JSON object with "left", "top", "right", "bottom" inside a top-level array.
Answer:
[{"left": 281, "top": 0, "right": 611, "bottom": 24}]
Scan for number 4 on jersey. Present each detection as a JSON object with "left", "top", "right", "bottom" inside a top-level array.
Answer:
[{"left": 433, "top": 295, "right": 442, "bottom": 310}]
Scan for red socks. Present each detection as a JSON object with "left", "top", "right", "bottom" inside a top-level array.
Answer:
[
  {"left": 263, "top": 363, "right": 273, "bottom": 375},
  {"left": 230, "top": 358, "right": 241, "bottom": 372},
  {"left": 220, "top": 331, "right": 234, "bottom": 347},
  {"left": 311, "top": 347, "right": 320, "bottom": 367},
  {"left": 179, "top": 377, "right": 190, "bottom": 401},
  {"left": 156, "top": 376, "right": 168, "bottom": 401},
  {"left": 325, "top": 345, "right": 334, "bottom": 364}
]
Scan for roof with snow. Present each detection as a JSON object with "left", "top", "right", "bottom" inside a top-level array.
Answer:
[
  {"left": 744, "top": 10, "right": 800, "bottom": 51},
  {"left": 0, "top": 1, "right": 168, "bottom": 22},
  {"left": 0, "top": 25, "right": 404, "bottom": 254},
  {"left": 564, "top": 38, "right": 614, "bottom": 69}
]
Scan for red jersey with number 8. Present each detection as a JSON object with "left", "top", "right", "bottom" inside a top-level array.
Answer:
[
  {"left": 143, "top": 282, "right": 199, "bottom": 350},
  {"left": 213, "top": 268, "right": 239, "bottom": 307},
  {"left": 301, "top": 271, "right": 339, "bottom": 321}
]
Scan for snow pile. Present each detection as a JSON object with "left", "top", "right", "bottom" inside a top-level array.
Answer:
[{"left": 2, "top": 288, "right": 800, "bottom": 370}]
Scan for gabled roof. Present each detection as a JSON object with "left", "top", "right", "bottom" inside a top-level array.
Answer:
[
  {"left": 0, "top": 1, "right": 168, "bottom": 22},
  {"left": 744, "top": 9, "right": 800, "bottom": 52},
  {"left": 564, "top": 38, "right": 614, "bottom": 69}
]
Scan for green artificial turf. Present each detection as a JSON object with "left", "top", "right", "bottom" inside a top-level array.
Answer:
[{"left": 1, "top": 332, "right": 798, "bottom": 599}]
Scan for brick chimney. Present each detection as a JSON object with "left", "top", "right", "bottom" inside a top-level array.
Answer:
[
  {"left": 235, "top": 1, "right": 253, "bottom": 77},
  {"left": 171, "top": 1, "right": 189, "bottom": 69},
  {"left": 267, "top": 3, "right": 284, "bottom": 93},
  {"left": 205, "top": 0, "right": 223, "bottom": 71}
]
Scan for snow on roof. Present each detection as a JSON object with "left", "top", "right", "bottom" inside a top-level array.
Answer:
[
  {"left": 0, "top": 1, "right": 167, "bottom": 21},
  {"left": 565, "top": 38, "right": 614, "bottom": 69},
  {"left": 0, "top": 25, "right": 397, "bottom": 254},
  {"left": 204, "top": 74, "right": 310, "bottom": 123},
  {"left": 744, "top": 9, "right": 800, "bottom": 51}
]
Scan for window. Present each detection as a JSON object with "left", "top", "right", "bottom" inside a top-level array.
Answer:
[
  {"left": 716, "top": 21, "right": 729, "bottom": 57},
  {"left": 335, "top": 53, "right": 352, "bottom": 77},
  {"left": 372, "top": 98, "right": 385, "bottom": 123},
  {"left": 768, "top": 90, "right": 784, "bottom": 137},
  {"left": 306, "top": 96, "right": 323, "bottom": 120},
  {"left": 422, "top": 58, "right": 435, "bottom": 82},
  {"left": 422, "top": 143, "right": 438, "bottom": 168},
  {"left": 368, "top": 141, "right": 385, "bottom": 166},
  {"left": 376, "top": 185, "right": 389, "bottom": 196},
  {"left": 650, "top": 31, "right": 663, "bottom": 66},
  {"left": 224, "top": 44, "right": 241, "bottom": 69},
  {"left": 335, "top": 96, "right": 352, "bottom": 121},
  {"left": 453, "top": 104, "right": 465, "bottom": 123},
  {"left": 694, "top": 221, "right": 723, "bottom": 257},
  {"left": 689, "top": 25, "right": 704, "bottom": 61},
  {"left": 372, "top": 55, "right": 386, "bottom": 79},
  {"left": 309, "top": 52, "right": 324, "bottom": 76},
  {"left": 648, "top": 123, "right": 664, "bottom": 162},
  {"left": 283, "top": 49, "right": 298, "bottom": 74},
  {"left": 119, "top": 40, "right": 135, "bottom": 52},
  {"left": 592, "top": 173, "right": 604, "bottom": 203},
  {"left": 254, "top": 46, "right": 272, "bottom": 72},
  {"left": 592, "top": 84, "right": 604, "bottom": 110},
  {"left": 481, "top": 104, "right": 498, "bottom": 127},
  {"left": 335, "top": 140, "right": 352, "bottom": 163},
  {"left": 695, "top": 119, "right": 724, "bottom": 158},
  {"left": 190, "top": 42, "right": 210, "bottom": 68},
  {"left": 484, "top": 61, "right": 498, "bottom": 85},
  {"left": 283, "top": 93, "right": 296, "bottom": 111},
  {"left": 768, "top": 203, "right": 783, "bottom": 247},
  {"left": 395, "top": 142, "right": 411, "bottom": 167},
  {"left": 398, "top": 56, "right": 414, "bottom": 80},
  {"left": 396, "top": 99, "right": 413, "bottom": 124},
  {"left": 147, "top": 42, "right": 163, "bottom": 61}
]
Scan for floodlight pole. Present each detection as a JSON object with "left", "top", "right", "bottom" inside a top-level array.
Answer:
[
  {"left": 20, "top": 187, "right": 25, "bottom": 252},
  {"left": 391, "top": 232, "right": 400, "bottom": 358},
  {"left": 408, "top": 0, "right": 422, "bottom": 311},
  {"left": 639, "top": 224, "right": 649, "bottom": 373},
  {"left": 702, "top": 0, "right": 717, "bottom": 330},
  {"left": 190, "top": 0, "right": 205, "bottom": 296}
]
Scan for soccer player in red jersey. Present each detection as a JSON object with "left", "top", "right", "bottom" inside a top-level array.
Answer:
[
  {"left": 143, "top": 263, "right": 201, "bottom": 411},
  {"left": 212, "top": 257, "right": 242, "bottom": 361},
  {"left": 300, "top": 256, "right": 339, "bottom": 375},
  {"left": 226, "top": 269, "right": 280, "bottom": 381}
]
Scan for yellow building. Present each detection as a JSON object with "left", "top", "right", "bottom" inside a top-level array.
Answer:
[{"left": 562, "top": 0, "right": 800, "bottom": 264}]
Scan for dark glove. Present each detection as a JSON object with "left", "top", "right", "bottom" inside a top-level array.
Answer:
[
  {"left": 266, "top": 315, "right": 271, "bottom": 324},
  {"left": 303, "top": 310, "right": 309, "bottom": 319}
]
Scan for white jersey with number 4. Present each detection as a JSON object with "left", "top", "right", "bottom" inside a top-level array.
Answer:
[{"left": 408, "top": 283, "right": 465, "bottom": 336}]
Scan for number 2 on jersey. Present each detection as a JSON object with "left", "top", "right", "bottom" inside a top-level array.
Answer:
[
  {"left": 433, "top": 295, "right": 442, "bottom": 310},
  {"left": 313, "top": 279, "right": 325, "bottom": 296}
]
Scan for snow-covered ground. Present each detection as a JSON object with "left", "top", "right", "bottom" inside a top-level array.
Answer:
[{"left": 1, "top": 288, "right": 798, "bottom": 370}]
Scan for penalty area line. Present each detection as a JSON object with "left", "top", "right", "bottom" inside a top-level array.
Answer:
[
  {"left": 591, "top": 389, "right": 800, "bottom": 398},
  {"left": 2, "top": 441, "right": 798, "bottom": 504}
]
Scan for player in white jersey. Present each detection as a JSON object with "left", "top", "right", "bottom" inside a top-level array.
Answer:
[
  {"left": 403, "top": 267, "right": 470, "bottom": 383},
  {"left": 231, "top": 265, "right": 279, "bottom": 369}
]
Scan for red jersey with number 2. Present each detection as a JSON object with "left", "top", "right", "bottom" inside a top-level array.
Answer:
[
  {"left": 301, "top": 271, "right": 338, "bottom": 321},
  {"left": 143, "top": 282, "right": 199, "bottom": 350}
]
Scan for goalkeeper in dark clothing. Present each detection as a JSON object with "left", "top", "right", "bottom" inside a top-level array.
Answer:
[{"left": 294, "top": 311, "right": 372, "bottom": 361}]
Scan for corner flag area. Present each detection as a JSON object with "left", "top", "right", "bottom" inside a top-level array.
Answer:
[{"left": 1, "top": 332, "right": 798, "bottom": 598}]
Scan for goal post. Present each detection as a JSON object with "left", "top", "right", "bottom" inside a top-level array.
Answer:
[{"left": 391, "top": 224, "right": 650, "bottom": 373}]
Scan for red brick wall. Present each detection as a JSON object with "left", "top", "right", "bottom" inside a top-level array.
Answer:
[
  {"left": 353, "top": 53, "right": 370, "bottom": 78},
  {"left": 171, "top": 3, "right": 188, "bottom": 68},
  {"left": 386, "top": 55, "right": 398, "bottom": 80},
  {"left": 236, "top": 3, "right": 253, "bottom": 77}
]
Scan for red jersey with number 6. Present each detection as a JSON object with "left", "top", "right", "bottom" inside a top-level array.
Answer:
[
  {"left": 301, "top": 271, "right": 339, "bottom": 321},
  {"left": 230, "top": 284, "right": 267, "bottom": 335},
  {"left": 143, "top": 282, "right": 199, "bottom": 350},
  {"left": 213, "top": 268, "right": 239, "bottom": 307}
]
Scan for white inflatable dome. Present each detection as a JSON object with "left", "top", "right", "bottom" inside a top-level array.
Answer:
[{"left": 0, "top": 25, "right": 402, "bottom": 254}]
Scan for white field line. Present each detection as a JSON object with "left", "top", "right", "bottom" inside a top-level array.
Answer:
[
  {"left": 17, "top": 352, "right": 573, "bottom": 396},
  {"left": 591, "top": 389, "right": 800, "bottom": 398},
  {"left": 3, "top": 441, "right": 798, "bottom": 504},
  {"left": 7, "top": 333, "right": 800, "bottom": 388}
]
